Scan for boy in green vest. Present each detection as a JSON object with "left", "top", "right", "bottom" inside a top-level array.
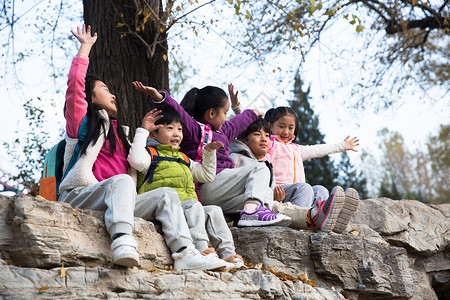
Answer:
[{"left": 128, "top": 105, "right": 243, "bottom": 269}]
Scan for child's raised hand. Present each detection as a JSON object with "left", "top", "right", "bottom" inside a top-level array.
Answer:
[
  {"left": 72, "top": 24, "right": 97, "bottom": 57},
  {"left": 71, "top": 24, "right": 97, "bottom": 46},
  {"left": 141, "top": 108, "right": 164, "bottom": 132},
  {"left": 344, "top": 136, "right": 359, "bottom": 152},
  {"left": 228, "top": 83, "right": 240, "bottom": 108},
  {"left": 273, "top": 185, "right": 285, "bottom": 202},
  {"left": 132, "top": 81, "right": 163, "bottom": 101},
  {"left": 252, "top": 109, "right": 264, "bottom": 117},
  {"left": 204, "top": 141, "right": 224, "bottom": 152}
]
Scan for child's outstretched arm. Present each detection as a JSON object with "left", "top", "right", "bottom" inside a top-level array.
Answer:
[
  {"left": 190, "top": 141, "right": 224, "bottom": 183},
  {"left": 128, "top": 108, "right": 163, "bottom": 173},
  {"left": 71, "top": 24, "right": 97, "bottom": 57},
  {"left": 344, "top": 136, "right": 359, "bottom": 152},
  {"left": 65, "top": 24, "right": 97, "bottom": 139},
  {"left": 228, "top": 83, "right": 242, "bottom": 115},
  {"left": 132, "top": 81, "right": 201, "bottom": 144},
  {"left": 132, "top": 81, "right": 163, "bottom": 101}
]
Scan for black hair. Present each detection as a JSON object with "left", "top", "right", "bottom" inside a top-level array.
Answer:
[
  {"left": 264, "top": 107, "right": 299, "bottom": 136},
  {"left": 154, "top": 105, "right": 183, "bottom": 128},
  {"left": 64, "top": 75, "right": 130, "bottom": 156},
  {"left": 237, "top": 117, "right": 271, "bottom": 141},
  {"left": 179, "top": 86, "right": 228, "bottom": 120}
]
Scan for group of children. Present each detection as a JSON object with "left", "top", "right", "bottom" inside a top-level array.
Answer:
[{"left": 58, "top": 25, "right": 361, "bottom": 271}]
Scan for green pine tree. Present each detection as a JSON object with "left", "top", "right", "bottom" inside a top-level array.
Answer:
[
  {"left": 336, "top": 152, "right": 368, "bottom": 199},
  {"left": 288, "top": 72, "right": 338, "bottom": 191},
  {"left": 379, "top": 176, "right": 402, "bottom": 200}
]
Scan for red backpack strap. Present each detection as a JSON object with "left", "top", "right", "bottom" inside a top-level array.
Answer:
[
  {"left": 195, "top": 122, "right": 213, "bottom": 162},
  {"left": 179, "top": 151, "right": 190, "bottom": 166}
]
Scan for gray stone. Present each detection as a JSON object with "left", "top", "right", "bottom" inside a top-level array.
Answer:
[
  {"left": 6, "top": 195, "right": 171, "bottom": 269},
  {"left": 351, "top": 198, "right": 450, "bottom": 255},
  {"left": 0, "top": 195, "right": 448, "bottom": 299}
]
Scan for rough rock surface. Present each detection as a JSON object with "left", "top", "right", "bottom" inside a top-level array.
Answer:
[{"left": 0, "top": 195, "right": 448, "bottom": 299}]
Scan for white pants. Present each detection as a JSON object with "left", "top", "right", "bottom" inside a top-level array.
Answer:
[
  {"left": 200, "top": 164, "right": 274, "bottom": 213},
  {"left": 182, "top": 202, "right": 236, "bottom": 259},
  {"left": 61, "top": 174, "right": 193, "bottom": 253}
]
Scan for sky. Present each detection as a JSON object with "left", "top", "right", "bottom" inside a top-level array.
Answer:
[{"left": 1, "top": 1, "right": 449, "bottom": 196}]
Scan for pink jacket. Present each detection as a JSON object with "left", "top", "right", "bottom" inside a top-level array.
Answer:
[
  {"left": 64, "top": 56, "right": 128, "bottom": 182},
  {"left": 266, "top": 135, "right": 346, "bottom": 184}
]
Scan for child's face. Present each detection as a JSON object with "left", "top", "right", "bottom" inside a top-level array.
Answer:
[
  {"left": 150, "top": 121, "right": 183, "bottom": 150},
  {"left": 242, "top": 128, "right": 271, "bottom": 158},
  {"left": 270, "top": 114, "right": 296, "bottom": 143},
  {"left": 91, "top": 81, "right": 117, "bottom": 116},
  {"left": 209, "top": 98, "right": 230, "bottom": 131}
]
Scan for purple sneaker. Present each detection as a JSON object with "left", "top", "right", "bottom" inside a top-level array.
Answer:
[{"left": 237, "top": 205, "right": 292, "bottom": 227}]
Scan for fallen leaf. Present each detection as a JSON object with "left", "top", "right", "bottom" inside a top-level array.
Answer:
[
  {"left": 60, "top": 265, "right": 66, "bottom": 278},
  {"left": 38, "top": 286, "right": 48, "bottom": 292},
  {"left": 349, "top": 229, "right": 359, "bottom": 235}
]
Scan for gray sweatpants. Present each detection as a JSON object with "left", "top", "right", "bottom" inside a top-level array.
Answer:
[
  {"left": 182, "top": 202, "right": 236, "bottom": 259},
  {"left": 60, "top": 174, "right": 193, "bottom": 253},
  {"left": 281, "top": 183, "right": 329, "bottom": 207},
  {"left": 200, "top": 164, "right": 274, "bottom": 213}
]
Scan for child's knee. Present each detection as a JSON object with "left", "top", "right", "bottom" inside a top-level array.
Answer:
[
  {"left": 204, "top": 205, "right": 223, "bottom": 218},
  {"left": 110, "top": 174, "right": 135, "bottom": 191},
  {"left": 158, "top": 187, "right": 182, "bottom": 205},
  {"left": 112, "top": 174, "right": 133, "bottom": 183}
]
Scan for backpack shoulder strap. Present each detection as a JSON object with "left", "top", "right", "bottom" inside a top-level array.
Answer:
[
  {"left": 195, "top": 122, "right": 213, "bottom": 162},
  {"left": 179, "top": 152, "right": 190, "bottom": 166},
  {"left": 144, "top": 146, "right": 160, "bottom": 183},
  {"left": 143, "top": 147, "right": 191, "bottom": 183},
  {"left": 61, "top": 115, "right": 89, "bottom": 182}
]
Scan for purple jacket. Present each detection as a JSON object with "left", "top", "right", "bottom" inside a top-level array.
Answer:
[{"left": 152, "top": 90, "right": 258, "bottom": 173}]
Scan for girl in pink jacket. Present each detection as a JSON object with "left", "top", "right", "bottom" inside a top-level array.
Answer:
[{"left": 265, "top": 107, "right": 360, "bottom": 233}]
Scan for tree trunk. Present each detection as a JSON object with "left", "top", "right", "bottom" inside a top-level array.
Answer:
[{"left": 83, "top": 0, "right": 169, "bottom": 136}]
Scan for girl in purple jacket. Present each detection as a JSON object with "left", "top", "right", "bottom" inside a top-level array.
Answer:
[{"left": 133, "top": 82, "right": 291, "bottom": 227}]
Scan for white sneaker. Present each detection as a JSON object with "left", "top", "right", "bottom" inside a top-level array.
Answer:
[
  {"left": 233, "top": 258, "right": 244, "bottom": 269},
  {"left": 111, "top": 234, "right": 139, "bottom": 267},
  {"left": 172, "top": 245, "right": 227, "bottom": 271},
  {"left": 206, "top": 253, "right": 236, "bottom": 271}
]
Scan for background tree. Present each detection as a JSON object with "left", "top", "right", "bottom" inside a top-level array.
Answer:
[
  {"left": 336, "top": 152, "right": 368, "bottom": 199},
  {"left": 83, "top": 0, "right": 218, "bottom": 135},
  {"left": 425, "top": 124, "right": 450, "bottom": 204},
  {"left": 1, "top": 98, "right": 61, "bottom": 195},
  {"left": 374, "top": 127, "right": 449, "bottom": 204},
  {"left": 227, "top": 0, "right": 449, "bottom": 109},
  {"left": 377, "top": 128, "right": 416, "bottom": 199},
  {"left": 288, "top": 72, "right": 339, "bottom": 191}
]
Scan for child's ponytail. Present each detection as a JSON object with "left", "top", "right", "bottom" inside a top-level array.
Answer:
[
  {"left": 180, "top": 86, "right": 228, "bottom": 120},
  {"left": 180, "top": 87, "right": 199, "bottom": 117}
]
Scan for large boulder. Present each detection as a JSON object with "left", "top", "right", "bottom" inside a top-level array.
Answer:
[
  {"left": 3, "top": 195, "right": 172, "bottom": 269},
  {"left": 0, "top": 195, "right": 448, "bottom": 299}
]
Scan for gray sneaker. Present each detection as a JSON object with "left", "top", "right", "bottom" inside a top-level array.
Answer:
[
  {"left": 310, "top": 186, "right": 345, "bottom": 233},
  {"left": 333, "top": 188, "right": 360, "bottom": 233}
]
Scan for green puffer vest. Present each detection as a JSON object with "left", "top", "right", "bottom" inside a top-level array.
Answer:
[{"left": 137, "top": 144, "right": 197, "bottom": 201}]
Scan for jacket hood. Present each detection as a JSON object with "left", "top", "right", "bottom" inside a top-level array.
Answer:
[
  {"left": 229, "top": 139, "right": 267, "bottom": 162},
  {"left": 146, "top": 137, "right": 161, "bottom": 147}
]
